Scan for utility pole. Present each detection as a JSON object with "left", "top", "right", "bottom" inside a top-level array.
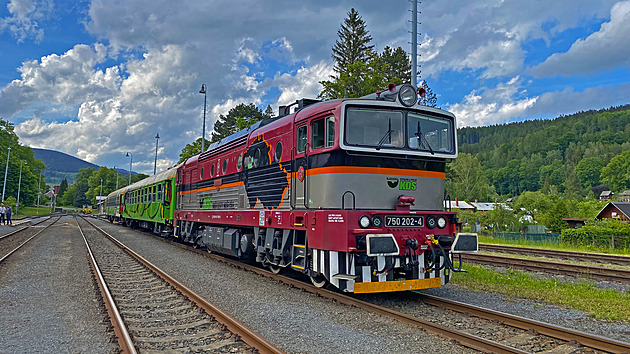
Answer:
[
  {"left": 2, "top": 146, "right": 10, "bottom": 201},
  {"left": 154, "top": 133, "right": 160, "bottom": 175},
  {"left": 411, "top": 0, "right": 418, "bottom": 88},
  {"left": 126, "top": 152, "right": 133, "bottom": 185},
  {"left": 200, "top": 84, "right": 207, "bottom": 153},
  {"left": 37, "top": 172, "right": 41, "bottom": 215},
  {"left": 16, "top": 161, "right": 25, "bottom": 215}
]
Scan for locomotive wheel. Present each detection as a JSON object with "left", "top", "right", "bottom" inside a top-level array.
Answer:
[
  {"left": 268, "top": 263, "right": 283, "bottom": 274},
  {"left": 310, "top": 274, "right": 328, "bottom": 288}
]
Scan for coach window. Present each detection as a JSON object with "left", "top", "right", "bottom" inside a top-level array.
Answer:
[
  {"left": 297, "top": 125, "right": 308, "bottom": 153},
  {"left": 312, "top": 119, "right": 324, "bottom": 149},
  {"left": 157, "top": 184, "right": 163, "bottom": 202},
  {"left": 326, "top": 116, "right": 335, "bottom": 147},
  {"left": 152, "top": 186, "right": 156, "bottom": 202}
]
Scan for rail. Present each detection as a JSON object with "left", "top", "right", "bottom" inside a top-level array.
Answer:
[{"left": 80, "top": 216, "right": 283, "bottom": 354}]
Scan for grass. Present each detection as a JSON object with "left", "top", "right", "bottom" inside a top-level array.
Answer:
[
  {"left": 479, "top": 234, "right": 630, "bottom": 256},
  {"left": 12, "top": 205, "right": 52, "bottom": 218},
  {"left": 451, "top": 263, "right": 630, "bottom": 322}
]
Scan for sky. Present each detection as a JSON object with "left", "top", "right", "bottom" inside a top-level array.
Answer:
[{"left": 1, "top": 0, "right": 629, "bottom": 175}]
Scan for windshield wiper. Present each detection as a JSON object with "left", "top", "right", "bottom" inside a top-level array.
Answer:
[
  {"left": 376, "top": 119, "right": 393, "bottom": 150},
  {"left": 415, "top": 121, "right": 434, "bottom": 155}
]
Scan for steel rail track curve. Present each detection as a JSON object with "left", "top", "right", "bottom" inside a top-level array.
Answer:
[
  {"left": 462, "top": 252, "right": 630, "bottom": 283},
  {"left": 415, "top": 293, "right": 630, "bottom": 354},
  {"left": 76, "top": 217, "right": 137, "bottom": 354},
  {"left": 479, "top": 243, "right": 630, "bottom": 266},
  {"left": 80, "top": 216, "right": 283, "bottom": 354},
  {"left": 111, "top": 223, "right": 527, "bottom": 354},
  {"left": 94, "top": 218, "right": 630, "bottom": 353},
  {"left": 0, "top": 216, "right": 61, "bottom": 264}
]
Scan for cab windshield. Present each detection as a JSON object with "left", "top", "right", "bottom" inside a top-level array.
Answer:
[{"left": 344, "top": 107, "right": 454, "bottom": 154}]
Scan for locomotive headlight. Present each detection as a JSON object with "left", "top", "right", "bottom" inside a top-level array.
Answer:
[
  {"left": 371, "top": 215, "right": 383, "bottom": 228},
  {"left": 359, "top": 215, "right": 371, "bottom": 229},
  {"left": 437, "top": 216, "right": 447, "bottom": 229},
  {"left": 398, "top": 84, "right": 417, "bottom": 107}
]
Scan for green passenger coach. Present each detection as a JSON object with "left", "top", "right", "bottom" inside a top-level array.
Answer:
[{"left": 105, "top": 168, "right": 177, "bottom": 234}]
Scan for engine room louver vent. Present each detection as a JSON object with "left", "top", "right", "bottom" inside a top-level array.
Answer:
[{"left": 200, "top": 135, "right": 248, "bottom": 161}]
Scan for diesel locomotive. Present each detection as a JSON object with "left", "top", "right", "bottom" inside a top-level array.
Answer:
[{"left": 106, "top": 84, "right": 478, "bottom": 293}]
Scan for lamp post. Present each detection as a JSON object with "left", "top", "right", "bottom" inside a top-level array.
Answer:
[
  {"left": 37, "top": 172, "right": 41, "bottom": 215},
  {"left": 199, "top": 84, "right": 207, "bottom": 153},
  {"left": 154, "top": 132, "right": 160, "bottom": 175},
  {"left": 2, "top": 146, "right": 10, "bottom": 201},
  {"left": 126, "top": 152, "right": 133, "bottom": 185},
  {"left": 114, "top": 166, "right": 119, "bottom": 190},
  {"left": 16, "top": 160, "right": 25, "bottom": 215}
]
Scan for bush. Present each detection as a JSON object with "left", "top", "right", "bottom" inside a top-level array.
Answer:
[{"left": 560, "top": 219, "right": 630, "bottom": 250}]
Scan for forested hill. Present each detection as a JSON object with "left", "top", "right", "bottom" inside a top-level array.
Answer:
[
  {"left": 32, "top": 148, "right": 100, "bottom": 185},
  {"left": 456, "top": 105, "right": 630, "bottom": 197}
]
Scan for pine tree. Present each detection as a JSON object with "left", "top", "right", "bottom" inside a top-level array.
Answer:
[
  {"left": 418, "top": 80, "right": 438, "bottom": 108},
  {"left": 331, "top": 8, "right": 374, "bottom": 74},
  {"left": 380, "top": 46, "right": 411, "bottom": 84},
  {"left": 210, "top": 103, "right": 268, "bottom": 143}
]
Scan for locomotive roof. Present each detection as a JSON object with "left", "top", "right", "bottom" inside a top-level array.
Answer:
[{"left": 191, "top": 93, "right": 454, "bottom": 163}]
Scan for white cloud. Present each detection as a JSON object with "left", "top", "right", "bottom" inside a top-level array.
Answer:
[
  {"left": 449, "top": 78, "right": 630, "bottom": 128},
  {"left": 531, "top": 1, "right": 630, "bottom": 77},
  {"left": 448, "top": 77, "right": 537, "bottom": 127},
  {"left": 273, "top": 61, "right": 333, "bottom": 107},
  {"left": 0, "top": 0, "right": 52, "bottom": 43},
  {"left": 0, "top": 43, "right": 116, "bottom": 117},
  {"left": 419, "top": 0, "right": 618, "bottom": 79}
]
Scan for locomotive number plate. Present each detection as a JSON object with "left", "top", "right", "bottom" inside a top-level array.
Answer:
[{"left": 385, "top": 216, "right": 423, "bottom": 227}]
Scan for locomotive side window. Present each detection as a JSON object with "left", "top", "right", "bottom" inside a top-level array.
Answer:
[
  {"left": 275, "top": 141, "right": 283, "bottom": 162},
  {"left": 297, "top": 125, "right": 308, "bottom": 153},
  {"left": 211, "top": 163, "right": 215, "bottom": 177},
  {"left": 237, "top": 153, "right": 243, "bottom": 171},
  {"left": 312, "top": 119, "right": 325, "bottom": 149},
  {"left": 326, "top": 116, "right": 335, "bottom": 147},
  {"left": 253, "top": 148, "right": 261, "bottom": 167},
  {"left": 222, "top": 159, "right": 227, "bottom": 174}
]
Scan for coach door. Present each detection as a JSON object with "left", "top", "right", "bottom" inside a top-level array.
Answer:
[{"left": 292, "top": 123, "right": 309, "bottom": 209}]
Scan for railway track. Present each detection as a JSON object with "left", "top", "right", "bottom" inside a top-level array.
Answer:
[
  {"left": 99, "top": 219, "right": 630, "bottom": 354},
  {"left": 0, "top": 216, "right": 59, "bottom": 263},
  {"left": 462, "top": 252, "right": 630, "bottom": 284},
  {"left": 413, "top": 293, "right": 630, "bottom": 353},
  {"left": 479, "top": 243, "right": 630, "bottom": 266},
  {"left": 77, "top": 216, "right": 282, "bottom": 353}
]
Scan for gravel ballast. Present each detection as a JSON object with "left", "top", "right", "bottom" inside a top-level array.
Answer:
[
  {"left": 93, "top": 219, "right": 475, "bottom": 353},
  {"left": 0, "top": 216, "right": 117, "bottom": 353}
]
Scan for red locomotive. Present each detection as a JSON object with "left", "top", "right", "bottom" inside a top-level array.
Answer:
[{"left": 174, "top": 84, "right": 477, "bottom": 293}]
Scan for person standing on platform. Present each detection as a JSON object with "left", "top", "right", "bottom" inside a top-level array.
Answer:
[
  {"left": 6, "top": 205, "right": 12, "bottom": 225},
  {"left": 0, "top": 203, "right": 5, "bottom": 225}
]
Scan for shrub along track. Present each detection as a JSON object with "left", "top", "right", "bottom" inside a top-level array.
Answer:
[
  {"left": 479, "top": 243, "right": 630, "bottom": 266},
  {"left": 461, "top": 252, "right": 630, "bottom": 284},
  {"left": 104, "top": 219, "right": 630, "bottom": 354},
  {"left": 77, "top": 216, "right": 281, "bottom": 354}
]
